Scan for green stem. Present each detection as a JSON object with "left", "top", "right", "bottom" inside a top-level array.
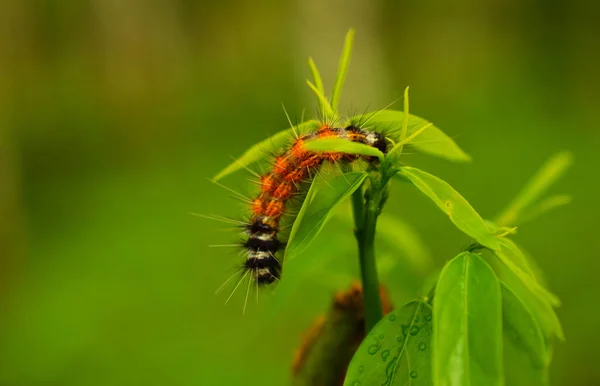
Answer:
[{"left": 352, "top": 181, "right": 384, "bottom": 332}]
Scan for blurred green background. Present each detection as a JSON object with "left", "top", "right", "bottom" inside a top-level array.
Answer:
[{"left": 1, "top": 0, "right": 598, "bottom": 385}]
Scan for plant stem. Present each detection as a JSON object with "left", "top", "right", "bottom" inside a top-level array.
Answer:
[{"left": 352, "top": 182, "right": 383, "bottom": 332}]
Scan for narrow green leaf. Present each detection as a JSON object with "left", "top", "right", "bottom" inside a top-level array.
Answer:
[
  {"left": 496, "top": 151, "right": 573, "bottom": 226},
  {"left": 401, "top": 87, "right": 410, "bottom": 142},
  {"left": 213, "top": 120, "right": 321, "bottom": 181},
  {"left": 397, "top": 167, "right": 500, "bottom": 250},
  {"left": 433, "top": 252, "right": 504, "bottom": 386},
  {"left": 344, "top": 301, "right": 433, "bottom": 386},
  {"left": 501, "top": 283, "right": 549, "bottom": 386},
  {"left": 331, "top": 28, "right": 355, "bottom": 112},
  {"left": 307, "top": 57, "right": 326, "bottom": 115},
  {"left": 387, "top": 123, "right": 433, "bottom": 161},
  {"left": 518, "top": 194, "right": 572, "bottom": 225},
  {"left": 285, "top": 171, "right": 367, "bottom": 260},
  {"left": 303, "top": 137, "right": 385, "bottom": 161},
  {"left": 307, "top": 80, "right": 335, "bottom": 120},
  {"left": 350, "top": 110, "right": 471, "bottom": 162},
  {"left": 376, "top": 213, "right": 434, "bottom": 275}
]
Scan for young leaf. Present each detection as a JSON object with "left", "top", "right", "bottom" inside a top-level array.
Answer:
[
  {"left": 496, "top": 151, "right": 573, "bottom": 226},
  {"left": 307, "top": 80, "right": 335, "bottom": 120},
  {"left": 303, "top": 137, "right": 385, "bottom": 161},
  {"left": 376, "top": 213, "right": 434, "bottom": 275},
  {"left": 285, "top": 171, "right": 368, "bottom": 260},
  {"left": 350, "top": 110, "right": 471, "bottom": 162},
  {"left": 307, "top": 57, "right": 326, "bottom": 114},
  {"left": 213, "top": 120, "right": 322, "bottom": 181},
  {"left": 344, "top": 301, "right": 433, "bottom": 386},
  {"left": 517, "top": 194, "right": 572, "bottom": 225},
  {"left": 433, "top": 252, "right": 504, "bottom": 386},
  {"left": 386, "top": 123, "right": 434, "bottom": 162},
  {"left": 501, "top": 283, "right": 549, "bottom": 386},
  {"left": 396, "top": 167, "right": 500, "bottom": 251},
  {"left": 331, "top": 29, "right": 355, "bottom": 112}
]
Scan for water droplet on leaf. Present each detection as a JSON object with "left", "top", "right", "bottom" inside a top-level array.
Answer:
[
  {"left": 410, "top": 326, "right": 420, "bottom": 336},
  {"left": 358, "top": 365, "right": 364, "bottom": 373},
  {"left": 418, "top": 342, "right": 426, "bottom": 351},
  {"left": 410, "top": 371, "right": 418, "bottom": 378},
  {"left": 381, "top": 350, "right": 390, "bottom": 361},
  {"left": 368, "top": 343, "right": 381, "bottom": 355}
]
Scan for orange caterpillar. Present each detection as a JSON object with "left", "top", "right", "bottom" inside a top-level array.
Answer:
[{"left": 243, "top": 124, "right": 388, "bottom": 285}]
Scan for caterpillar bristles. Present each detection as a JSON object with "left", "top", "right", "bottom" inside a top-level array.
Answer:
[{"left": 208, "top": 119, "right": 391, "bottom": 311}]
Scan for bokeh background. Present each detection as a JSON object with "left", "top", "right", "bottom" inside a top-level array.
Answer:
[{"left": 1, "top": 0, "right": 598, "bottom": 385}]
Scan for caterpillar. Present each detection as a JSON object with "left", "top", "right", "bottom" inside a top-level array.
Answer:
[{"left": 242, "top": 123, "right": 388, "bottom": 286}]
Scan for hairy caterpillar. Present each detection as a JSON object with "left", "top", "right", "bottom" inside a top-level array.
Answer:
[{"left": 242, "top": 123, "right": 388, "bottom": 286}]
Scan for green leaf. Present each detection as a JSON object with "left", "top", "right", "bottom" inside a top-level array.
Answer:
[
  {"left": 496, "top": 151, "right": 573, "bottom": 226},
  {"left": 308, "top": 58, "right": 325, "bottom": 105},
  {"left": 493, "top": 243, "right": 561, "bottom": 308},
  {"left": 213, "top": 120, "right": 322, "bottom": 181},
  {"left": 386, "top": 123, "right": 434, "bottom": 162},
  {"left": 344, "top": 301, "right": 433, "bottom": 386},
  {"left": 517, "top": 194, "right": 572, "bottom": 225},
  {"left": 331, "top": 28, "right": 355, "bottom": 112},
  {"left": 493, "top": 255, "right": 564, "bottom": 342},
  {"left": 285, "top": 171, "right": 367, "bottom": 260},
  {"left": 350, "top": 110, "right": 471, "bottom": 162},
  {"left": 307, "top": 80, "right": 335, "bottom": 120},
  {"left": 433, "top": 252, "right": 504, "bottom": 386},
  {"left": 376, "top": 213, "right": 434, "bottom": 275},
  {"left": 397, "top": 167, "right": 500, "bottom": 250},
  {"left": 303, "top": 137, "right": 385, "bottom": 161},
  {"left": 501, "top": 283, "right": 549, "bottom": 386}
]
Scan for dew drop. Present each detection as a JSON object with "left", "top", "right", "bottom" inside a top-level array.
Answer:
[
  {"left": 401, "top": 324, "right": 409, "bottom": 336},
  {"left": 358, "top": 365, "right": 364, "bottom": 373},
  {"left": 418, "top": 342, "right": 427, "bottom": 351},
  {"left": 414, "top": 316, "right": 420, "bottom": 323},
  {"left": 410, "top": 326, "right": 420, "bottom": 336},
  {"left": 379, "top": 334, "right": 384, "bottom": 339},
  {"left": 368, "top": 343, "right": 381, "bottom": 355},
  {"left": 353, "top": 381, "right": 361, "bottom": 386},
  {"left": 381, "top": 350, "right": 390, "bottom": 361},
  {"left": 389, "top": 314, "right": 397, "bottom": 321},
  {"left": 425, "top": 315, "right": 432, "bottom": 322},
  {"left": 410, "top": 371, "right": 418, "bottom": 378}
]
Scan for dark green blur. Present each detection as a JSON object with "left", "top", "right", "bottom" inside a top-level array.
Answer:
[{"left": 1, "top": 0, "right": 598, "bottom": 385}]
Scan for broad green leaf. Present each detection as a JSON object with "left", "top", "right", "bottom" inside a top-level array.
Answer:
[
  {"left": 303, "top": 137, "right": 385, "bottom": 161},
  {"left": 213, "top": 120, "right": 322, "bottom": 181},
  {"left": 501, "top": 283, "right": 549, "bottom": 386},
  {"left": 433, "top": 252, "right": 503, "bottom": 386},
  {"left": 397, "top": 167, "right": 500, "bottom": 250},
  {"left": 344, "top": 301, "right": 433, "bottom": 386},
  {"left": 494, "top": 245, "right": 560, "bottom": 308},
  {"left": 349, "top": 110, "right": 471, "bottom": 162},
  {"left": 285, "top": 171, "right": 367, "bottom": 260},
  {"left": 496, "top": 151, "right": 573, "bottom": 226},
  {"left": 493, "top": 255, "right": 564, "bottom": 342},
  {"left": 376, "top": 213, "right": 434, "bottom": 275},
  {"left": 331, "top": 28, "right": 355, "bottom": 111}
]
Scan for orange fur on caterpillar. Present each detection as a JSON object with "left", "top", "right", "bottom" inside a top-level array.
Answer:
[{"left": 242, "top": 125, "right": 389, "bottom": 285}]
